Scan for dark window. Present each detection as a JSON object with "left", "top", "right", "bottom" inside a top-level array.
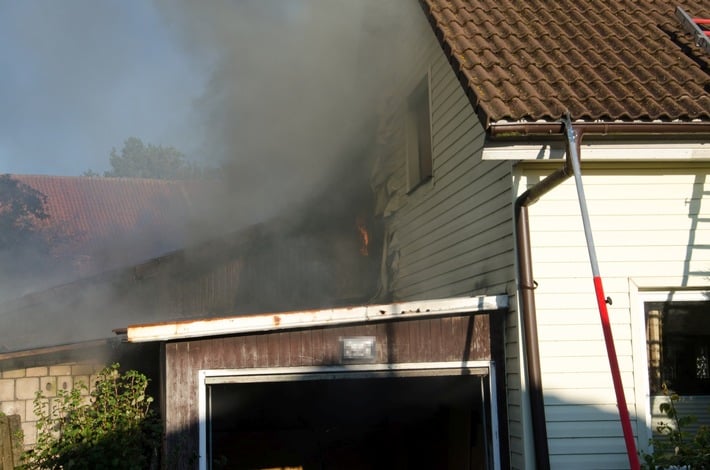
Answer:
[
  {"left": 406, "top": 75, "right": 432, "bottom": 192},
  {"left": 646, "top": 300, "right": 710, "bottom": 395}
]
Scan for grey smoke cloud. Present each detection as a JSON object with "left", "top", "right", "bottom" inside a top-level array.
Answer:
[
  {"left": 154, "top": 0, "right": 426, "bottom": 234},
  {"left": 0, "top": 0, "right": 430, "bottom": 349}
]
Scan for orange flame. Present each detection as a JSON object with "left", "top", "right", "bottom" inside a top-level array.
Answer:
[{"left": 356, "top": 216, "right": 369, "bottom": 256}]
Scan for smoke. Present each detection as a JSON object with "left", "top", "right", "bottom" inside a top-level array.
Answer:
[
  {"left": 153, "top": 0, "right": 426, "bottom": 237},
  {"left": 0, "top": 1, "right": 431, "bottom": 351}
]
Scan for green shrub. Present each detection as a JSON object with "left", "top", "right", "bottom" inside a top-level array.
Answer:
[
  {"left": 22, "top": 363, "right": 162, "bottom": 470},
  {"left": 641, "top": 383, "right": 710, "bottom": 469}
]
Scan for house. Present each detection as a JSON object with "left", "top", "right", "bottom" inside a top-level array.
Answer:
[{"left": 119, "top": 1, "right": 710, "bottom": 469}]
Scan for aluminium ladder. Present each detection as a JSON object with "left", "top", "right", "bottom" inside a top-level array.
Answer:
[{"left": 676, "top": 6, "right": 710, "bottom": 55}]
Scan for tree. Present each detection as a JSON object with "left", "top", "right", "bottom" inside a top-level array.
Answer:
[
  {"left": 102, "top": 137, "right": 208, "bottom": 180},
  {"left": 0, "top": 174, "right": 56, "bottom": 287},
  {"left": 0, "top": 175, "right": 75, "bottom": 296},
  {"left": 0, "top": 174, "right": 49, "bottom": 247}
]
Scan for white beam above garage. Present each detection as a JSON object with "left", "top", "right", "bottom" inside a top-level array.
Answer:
[{"left": 123, "top": 294, "right": 508, "bottom": 343}]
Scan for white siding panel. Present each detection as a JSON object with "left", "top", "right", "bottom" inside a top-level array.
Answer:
[
  {"left": 384, "top": 49, "right": 515, "bottom": 300},
  {"left": 537, "top": 324, "right": 632, "bottom": 342},
  {"left": 547, "top": 420, "right": 625, "bottom": 438},
  {"left": 539, "top": 340, "right": 633, "bottom": 357},
  {"left": 545, "top": 392, "right": 635, "bottom": 410},
  {"left": 545, "top": 403, "right": 623, "bottom": 421},
  {"left": 549, "top": 453, "right": 631, "bottom": 470},
  {"left": 371, "top": 13, "right": 520, "bottom": 465},
  {"left": 541, "top": 355, "right": 635, "bottom": 373},
  {"left": 524, "top": 165, "right": 710, "bottom": 467}
]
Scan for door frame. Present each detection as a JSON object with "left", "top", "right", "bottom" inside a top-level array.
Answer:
[{"left": 198, "top": 360, "right": 500, "bottom": 470}]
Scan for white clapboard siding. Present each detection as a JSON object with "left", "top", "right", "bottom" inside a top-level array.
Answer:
[
  {"left": 377, "top": 11, "right": 522, "bottom": 465},
  {"left": 549, "top": 453, "right": 632, "bottom": 470},
  {"left": 524, "top": 165, "right": 710, "bottom": 468},
  {"left": 386, "top": 28, "right": 515, "bottom": 299}
]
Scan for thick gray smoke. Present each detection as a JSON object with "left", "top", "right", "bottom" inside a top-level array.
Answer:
[
  {"left": 0, "top": 1, "right": 430, "bottom": 352},
  {"left": 154, "top": 0, "right": 426, "bottom": 238}
]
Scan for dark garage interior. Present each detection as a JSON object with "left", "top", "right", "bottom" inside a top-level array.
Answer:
[{"left": 208, "top": 372, "right": 493, "bottom": 469}]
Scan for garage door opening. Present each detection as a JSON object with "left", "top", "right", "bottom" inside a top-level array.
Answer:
[{"left": 201, "top": 363, "right": 499, "bottom": 470}]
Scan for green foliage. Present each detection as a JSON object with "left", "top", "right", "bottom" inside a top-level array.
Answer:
[
  {"left": 81, "top": 169, "right": 100, "bottom": 177},
  {"left": 641, "top": 383, "right": 710, "bottom": 469},
  {"left": 0, "top": 174, "right": 49, "bottom": 249},
  {"left": 22, "top": 364, "right": 162, "bottom": 470},
  {"left": 0, "top": 173, "right": 64, "bottom": 292},
  {"left": 103, "top": 137, "right": 210, "bottom": 180}
]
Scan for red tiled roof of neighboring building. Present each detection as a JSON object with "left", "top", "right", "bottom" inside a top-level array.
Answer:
[
  {"left": 420, "top": 0, "right": 710, "bottom": 126},
  {"left": 11, "top": 174, "right": 199, "bottom": 276},
  {"left": 14, "top": 175, "right": 193, "bottom": 243}
]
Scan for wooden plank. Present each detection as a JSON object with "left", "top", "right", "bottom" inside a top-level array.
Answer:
[
  {"left": 300, "top": 328, "right": 313, "bottom": 367},
  {"left": 255, "top": 334, "right": 269, "bottom": 368},
  {"left": 441, "top": 315, "right": 456, "bottom": 362},
  {"left": 288, "top": 330, "right": 300, "bottom": 368},
  {"left": 266, "top": 332, "right": 280, "bottom": 368},
  {"left": 429, "top": 317, "right": 443, "bottom": 363},
  {"left": 0, "top": 414, "right": 12, "bottom": 470}
]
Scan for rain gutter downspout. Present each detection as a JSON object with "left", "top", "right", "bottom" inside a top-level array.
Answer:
[
  {"left": 503, "top": 119, "right": 710, "bottom": 469},
  {"left": 513, "top": 130, "right": 576, "bottom": 470}
]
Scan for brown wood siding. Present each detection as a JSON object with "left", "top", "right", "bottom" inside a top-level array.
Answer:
[{"left": 163, "top": 312, "right": 503, "bottom": 469}]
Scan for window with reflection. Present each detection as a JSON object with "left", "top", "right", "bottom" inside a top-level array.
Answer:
[{"left": 646, "top": 300, "right": 710, "bottom": 395}]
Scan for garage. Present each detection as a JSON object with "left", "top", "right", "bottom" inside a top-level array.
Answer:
[
  {"left": 124, "top": 296, "right": 508, "bottom": 469},
  {"left": 206, "top": 365, "right": 497, "bottom": 469}
]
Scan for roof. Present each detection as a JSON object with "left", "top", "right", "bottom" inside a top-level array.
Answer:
[
  {"left": 9, "top": 174, "right": 199, "bottom": 278},
  {"left": 420, "top": 0, "right": 710, "bottom": 126}
]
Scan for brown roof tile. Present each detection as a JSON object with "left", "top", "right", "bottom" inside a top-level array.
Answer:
[{"left": 421, "top": 0, "right": 710, "bottom": 126}]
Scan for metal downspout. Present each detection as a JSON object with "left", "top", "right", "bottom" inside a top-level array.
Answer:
[
  {"left": 515, "top": 134, "right": 575, "bottom": 470},
  {"left": 505, "top": 117, "right": 708, "bottom": 469}
]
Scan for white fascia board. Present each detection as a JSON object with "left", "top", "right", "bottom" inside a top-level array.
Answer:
[
  {"left": 482, "top": 140, "right": 710, "bottom": 161},
  {"left": 126, "top": 295, "right": 508, "bottom": 343}
]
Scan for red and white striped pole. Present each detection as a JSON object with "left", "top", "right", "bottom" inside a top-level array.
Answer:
[{"left": 563, "top": 114, "right": 640, "bottom": 470}]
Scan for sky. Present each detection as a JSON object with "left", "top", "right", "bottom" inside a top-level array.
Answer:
[
  {"left": 0, "top": 1, "right": 209, "bottom": 176},
  {"left": 0, "top": 0, "right": 424, "bottom": 230}
]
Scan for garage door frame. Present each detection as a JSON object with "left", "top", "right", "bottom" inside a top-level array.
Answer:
[{"left": 198, "top": 360, "right": 500, "bottom": 470}]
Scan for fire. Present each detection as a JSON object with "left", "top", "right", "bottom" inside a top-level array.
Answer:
[{"left": 356, "top": 216, "right": 369, "bottom": 256}]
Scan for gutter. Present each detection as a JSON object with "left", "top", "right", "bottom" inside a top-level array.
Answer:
[
  {"left": 490, "top": 121, "right": 710, "bottom": 138},
  {"left": 509, "top": 118, "right": 709, "bottom": 470}
]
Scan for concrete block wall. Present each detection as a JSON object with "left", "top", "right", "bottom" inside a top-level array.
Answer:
[{"left": 0, "top": 362, "right": 104, "bottom": 449}]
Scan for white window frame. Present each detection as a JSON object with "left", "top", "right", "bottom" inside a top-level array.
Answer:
[
  {"left": 631, "top": 287, "right": 710, "bottom": 453},
  {"left": 405, "top": 69, "right": 433, "bottom": 192}
]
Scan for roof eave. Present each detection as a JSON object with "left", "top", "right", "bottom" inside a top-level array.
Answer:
[{"left": 489, "top": 121, "right": 710, "bottom": 138}]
